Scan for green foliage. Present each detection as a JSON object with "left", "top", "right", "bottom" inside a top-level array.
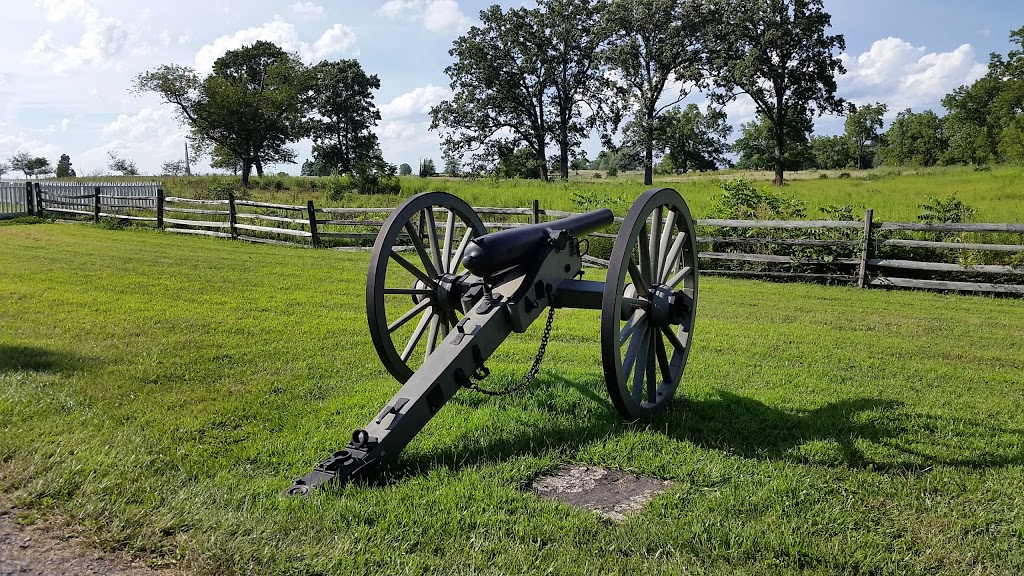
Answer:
[
  {"left": 878, "top": 109, "right": 945, "bottom": 167},
  {"left": 917, "top": 194, "right": 975, "bottom": 224},
  {"left": 323, "top": 175, "right": 358, "bottom": 201},
  {"left": 418, "top": 158, "right": 437, "bottom": 178},
  {"left": 8, "top": 151, "right": 32, "bottom": 178},
  {"left": 107, "top": 151, "right": 138, "bottom": 176},
  {"left": 55, "top": 154, "right": 75, "bottom": 178},
  {"left": 0, "top": 215, "right": 46, "bottom": 226},
  {"left": 708, "top": 0, "right": 846, "bottom": 184},
  {"left": 809, "top": 135, "right": 852, "bottom": 170},
  {"left": 160, "top": 160, "right": 187, "bottom": 177},
  {"left": 202, "top": 179, "right": 239, "bottom": 200},
  {"left": 710, "top": 179, "right": 806, "bottom": 220},
  {"left": 733, "top": 114, "right": 813, "bottom": 172},
  {"left": 399, "top": 163, "right": 413, "bottom": 176},
  {"left": 844, "top": 102, "right": 887, "bottom": 169},
  {"left": 649, "top": 103, "right": 732, "bottom": 173},
  {"left": 25, "top": 156, "right": 53, "bottom": 178},
  {"left": 306, "top": 59, "right": 383, "bottom": 176}
]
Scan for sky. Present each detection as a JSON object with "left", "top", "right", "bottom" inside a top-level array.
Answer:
[{"left": 0, "top": 0, "right": 1022, "bottom": 176}]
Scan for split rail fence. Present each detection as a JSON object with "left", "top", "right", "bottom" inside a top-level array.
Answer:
[{"left": 5, "top": 181, "right": 1023, "bottom": 295}]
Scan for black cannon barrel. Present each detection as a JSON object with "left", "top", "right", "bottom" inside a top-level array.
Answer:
[{"left": 462, "top": 208, "right": 614, "bottom": 277}]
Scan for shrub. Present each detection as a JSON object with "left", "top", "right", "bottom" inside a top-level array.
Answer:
[
  {"left": 203, "top": 179, "right": 238, "bottom": 200},
  {"left": 838, "top": 172, "right": 851, "bottom": 179},
  {"left": 818, "top": 173, "right": 829, "bottom": 179},
  {"left": 323, "top": 175, "right": 358, "bottom": 201},
  {"left": 709, "top": 179, "right": 806, "bottom": 220},
  {"left": 917, "top": 193, "right": 975, "bottom": 225}
]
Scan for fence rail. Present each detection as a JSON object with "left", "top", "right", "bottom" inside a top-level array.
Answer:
[{"left": 12, "top": 182, "right": 1024, "bottom": 296}]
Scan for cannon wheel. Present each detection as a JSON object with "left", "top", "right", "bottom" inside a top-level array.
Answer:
[
  {"left": 601, "top": 188, "right": 699, "bottom": 420},
  {"left": 368, "top": 192, "right": 487, "bottom": 383}
]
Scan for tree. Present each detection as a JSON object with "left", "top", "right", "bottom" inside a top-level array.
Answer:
[
  {"left": 9, "top": 152, "right": 32, "bottom": 178},
  {"left": 653, "top": 103, "right": 732, "bottom": 173},
  {"left": 161, "top": 160, "right": 187, "bottom": 176},
  {"left": 305, "top": 59, "right": 383, "bottom": 176},
  {"left": 0, "top": 162, "right": 8, "bottom": 179},
  {"left": 708, "top": 0, "right": 846, "bottom": 185},
  {"left": 878, "top": 109, "right": 945, "bottom": 167},
  {"left": 26, "top": 157, "right": 53, "bottom": 178},
  {"left": 602, "top": 0, "right": 707, "bottom": 185},
  {"left": 398, "top": 163, "right": 413, "bottom": 176},
  {"left": 536, "top": 0, "right": 611, "bottom": 180},
  {"left": 55, "top": 154, "right": 75, "bottom": 178},
  {"left": 809, "top": 135, "right": 851, "bottom": 169},
  {"left": 419, "top": 158, "right": 436, "bottom": 178},
  {"left": 431, "top": 5, "right": 552, "bottom": 180},
  {"left": 569, "top": 155, "right": 588, "bottom": 174},
  {"left": 844, "top": 102, "right": 887, "bottom": 169},
  {"left": 442, "top": 157, "right": 460, "bottom": 177},
  {"left": 733, "top": 113, "right": 812, "bottom": 170},
  {"left": 107, "top": 151, "right": 139, "bottom": 176},
  {"left": 136, "top": 40, "right": 307, "bottom": 187}
]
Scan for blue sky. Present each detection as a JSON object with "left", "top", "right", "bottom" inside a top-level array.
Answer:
[{"left": 0, "top": 0, "right": 1021, "bottom": 176}]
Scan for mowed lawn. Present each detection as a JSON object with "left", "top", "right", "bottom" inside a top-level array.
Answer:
[{"left": 1, "top": 224, "right": 1023, "bottom": 575}]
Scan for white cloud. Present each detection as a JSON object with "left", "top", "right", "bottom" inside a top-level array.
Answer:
[
  {"left": 159, "top": 30, "right": 171, "bottom": 46},
  {"left": 290, "top": 1, "right": 325, "bottom": 17},
  {"left": 379, "top": 85, "right": 451, "bottom": 119},
  {"left": 60, "top": 118, "right": 70, "bottom": 131},
  {"left": 33, "top": 0, "right": 94, "bottom": 22},
  {"left": 194, "top": 18, "right": 357, "bottom": 74},
  {"left": 840, "top": 38, "right": 988, "bottom": 112},
  {"left": 26, "top": 10, "right": 130, "bottom": 72},
  {"left": 103, "top": 107, "right": 182, "bottom": 143},
  {"left": 177, "top": 34, "right": 191, "bottom": 45},
  {"left": 379, "top": 0, "right": 471, "bottom": 34}
]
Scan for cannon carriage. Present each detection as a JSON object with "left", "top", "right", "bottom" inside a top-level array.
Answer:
[{"left": 287, "top": 187, "right": 699, "bottom": 496}]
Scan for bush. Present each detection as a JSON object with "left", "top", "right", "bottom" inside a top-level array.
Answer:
[
  {"left": 203, "top": 179, "right": 238, "bottom": 200},
  {"left": 323, "top": 175, "right": 358, "bottom": 201},
  {"left": 917, "top": 194, "right": 975, "bottom": 225},
  {"left": 818, "top": 173, "right": 829, "bottom": 179},
  {"left": 710, "top": 179, "right": 806, "bottom": 220},
  {"left": 838, "top": 172, "right": 851, "bottom": 179}
]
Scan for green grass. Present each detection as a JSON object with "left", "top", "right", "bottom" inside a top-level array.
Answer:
[{"left": 1, "top": 224, "right": 1023, "bottom": 575}]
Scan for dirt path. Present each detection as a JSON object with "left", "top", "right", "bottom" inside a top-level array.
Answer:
[{"left": 0, "top": 506, "right": 181, "bottom": 576}]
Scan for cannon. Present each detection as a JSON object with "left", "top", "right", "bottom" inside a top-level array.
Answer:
[{"left": 286, "top": 187, "right": 699, "bottom": 496}]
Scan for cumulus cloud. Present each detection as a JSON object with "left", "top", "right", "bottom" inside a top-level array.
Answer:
[
  {"left": 26, "top": 1, "right": 130, "bottom": 73},
  {"left": 378, "top": 0, "right": 472, "bottom": 34},
  {"left": 103, "top": 107, "right": 183, "bottom": 144},
  {"left": 194, "top": 18, "right": 357, "bottom": 74},
  {"left": 840, "top": 38, "right": 988, "bottom": 112},
  {"left": 290, "top": 1, "right": 325, "bottom": 17},
  {"left": 379, "top": 85, "right": 451, "bottom": 119}
]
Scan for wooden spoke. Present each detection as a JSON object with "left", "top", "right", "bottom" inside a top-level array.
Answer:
[
  {"left": 621, "top": 324, "right": 646, "bottom": 380},
  {"left": 656, "top": 335, "right": 672, "bottom": 384},
  {"left": 388, "top": 298, "right": 432, "bottom": 334},
  {"left": 451, "top": 229, "right": 473, "bottom": 274},
  {"left": 442, "top": 209, "right": 456, "bottom": 273},
  {"left": 619, "top": 310, "right": 647, "bottom": 346},
  {"left": 439, "top": 314, "right": 450, "bottom": 338},
  {"left": 384, "top": 288, "right": 434, "bottom": 296},
  {"left": 401, "top": 312, "right": 433, "bottom": 361},
  {"left": 398, "top": 228, "right": 439, "bottom": 280},
  {"left": 622, "top": 297, "right": 648, "bottom": 311},
  {"left": 646, "top": 336, "right": 658, "bottom": 404},
  {"left": 661, "top": 232, "right": 688, "bottom": 284},
  {"left": 628, "top": 257, "right": 649, "bottom": 293},
  {"left": 637, "top": 224, "right": 653, "bottom": 286},
  {"left": 666, "top": 266, "right": 694, "bottom": 289},
  {"left": 649, "top": 208, "right": 662, "bottom": 281},
  {"left": 631, "top": 328, "right": 650, "bottom": 402},
  {"left": 656, "top": 209, "right": 677, "bottom": 281},
  {"left": 425, "top": 314, "right": 440, "bottom": 358},
  {"left": 661, "top": 326, "right": 686, "bottom": 354},
  {"left": 390, "top": 250, "right": 435, "bottom": 286},
  {"left": 424, "top": 209, "right": 444, "bottom": 275}
]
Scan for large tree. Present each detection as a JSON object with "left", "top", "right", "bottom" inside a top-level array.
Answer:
[
  {"left": 305, "top": 59, "right": 383, "bottom": 176},
  {"left": 708, "top": 0, "right": 846, "bottom": 185},
  {"left": 844, "top": 102, "right": 887, "bottom": 169},
  {"left": 0, "top": 162, "right": 9, "bottom": 179},
  {"left": 878, "top": 109, "right": 945, "bottom": 167},
  {"left": 536, "top": 0, "right": 611, "bottom": 180},
  {"left": 26, "top": 157, "right": 53, "bottom": 179},
  {"left": 653, "top": 103, "right": 732, "bottom": 172},
  {"left": 55, "top": 154, "right": 75, "bottom": 178},
  {"left": 9, "top": 152, "right": 32, "bottom": 178},
  {"left": 732, "top": 112, "right": 812, "bottom": 170},
  {"left": 809, "top": 134, "right": 852, "bottom": 169},
  {"left": 135, "top": 40, "right": 308, "bottom": 187},
  {"left": 431, "top": 5, "right": 553, "bottom": 180},
  {"left": 602, "top": 0, "right": 707, "bottom": 185}
]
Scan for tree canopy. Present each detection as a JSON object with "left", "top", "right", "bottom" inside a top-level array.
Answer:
[{"left": 305, "top": 59, "right": 384, "bottom": 176}]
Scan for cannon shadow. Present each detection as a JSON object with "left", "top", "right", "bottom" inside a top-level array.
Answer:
[
  {"left": 0, "top": 344, "right": 90, "bottom": 374},
  {"left": 382, "top": 374, "right": 1024, "bottom": 483}
]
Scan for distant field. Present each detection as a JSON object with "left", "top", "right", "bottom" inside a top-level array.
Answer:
[
  {"left": 50, "top": 164, "right": 1024, "bottom": 223},
  {"left": 2, "top": 224, "right": 1023, "bottom": 575}
]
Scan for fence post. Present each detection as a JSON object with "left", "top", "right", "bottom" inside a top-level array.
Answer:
[
  {"left": 156, "top": 188, "right": 165, "bottom": 229},
  {"left": 531, "top": 199, "right": 540, "bottom": 224},
  {"left": 228, "top": 192, "right": 238, "bottom": 239},
  {"left": 34, "top": 183, "right": 43, "bottom": 215},
  {"left": 25, "top": 182, "right": 34, "bottom": 216},
  {"left": 307, "top": 200, "right": 321, "bottom": 247},
  {"left": 93, "top": 186, "right": 101, "bottom": 223},
  {"left": 858, "top": 209, "right": 874, "bottom": 288}
]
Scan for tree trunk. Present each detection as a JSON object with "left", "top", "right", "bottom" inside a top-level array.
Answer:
[
  {"left": 644, "top": 122, "right": 655, "bottom": 186},
  {"left": 773, "top": 125, "right": 785, "bottom": 186},
  {"left": 536, "top": 135, "right": 549, "bottom": 181},
  {"left": 241, "top": 159, "right": 252, "bottom": 188},
  {"left": 559, "top": 106, "right": 570, "bottom": 181},
  {"left": 255, "top": 158, "right": 264, "bottom": 178}
]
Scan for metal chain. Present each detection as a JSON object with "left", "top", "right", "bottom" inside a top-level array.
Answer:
[{"left": 464, "top": 304, "right": 556, "bottom": 397}]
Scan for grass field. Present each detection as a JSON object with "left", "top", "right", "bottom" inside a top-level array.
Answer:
[
  {"left": 56, "top": 164, "right": 1024, "bottom": 223},
  {"left": 1, "top": 224, "right": 1023, "bottom": 575}
]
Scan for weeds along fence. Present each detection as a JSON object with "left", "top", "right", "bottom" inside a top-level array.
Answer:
[{"left": 18, "top": 182, "right": 1024, "bottom": 296}]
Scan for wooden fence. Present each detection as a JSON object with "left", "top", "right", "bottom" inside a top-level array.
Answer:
[
  {"left": 21, "top": 183, "right": 1024, "bottom": 295},
  {"left": 0, "top": 182, "right": 30, "bottom": 218}
]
